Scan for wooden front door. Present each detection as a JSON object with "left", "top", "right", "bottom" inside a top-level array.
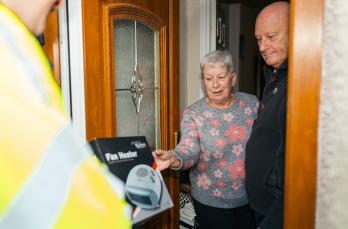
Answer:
[{"left": 82, "top": 0, "right": 179, "bottom": 228}]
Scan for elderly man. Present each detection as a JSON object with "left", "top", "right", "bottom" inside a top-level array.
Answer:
[
  {"left": 0, "top": 0, "right": 130, "bottom": 228},
  {"left": 245, "top": 1, "right": 290, "bottom": 229}
]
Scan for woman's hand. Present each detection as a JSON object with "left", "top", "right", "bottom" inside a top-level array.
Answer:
[{"left": 152, "top": 150, "right": 180, "bottom": 171}]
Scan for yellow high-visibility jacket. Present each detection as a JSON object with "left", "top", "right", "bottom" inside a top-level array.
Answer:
[{"left": 0, "top": 4, "right": 131, "bottom": 228}]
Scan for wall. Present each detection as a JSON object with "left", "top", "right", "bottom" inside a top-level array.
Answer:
[
  {"left": 220, "top": 3, "right": 240, "bottom": 92},
  {"left": 238, "top": 4, "right": 258, "bottom": 95},
  {"left": 179, "top": 0, "right": 203, "bottom": 115},
  {"left": 226, "top": 4, "right": 240, "bottom": 77},
  {"left": 316, "top": 0, "right": 348, "bottom": 228}
]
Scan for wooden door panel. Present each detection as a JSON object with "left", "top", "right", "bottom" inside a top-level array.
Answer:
[
  {"left": 103, "top": 0, "right": 169, "bottom": 21},
  {"left": 82, "top": 0, "right": 179, "bottom": 228},
  {"left": 83, "top": 0, "right": 169, "bottom": 140}
]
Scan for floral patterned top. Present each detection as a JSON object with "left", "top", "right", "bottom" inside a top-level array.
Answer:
[{"left": 174, "top": 92, "right": 258, "bottom": 208}]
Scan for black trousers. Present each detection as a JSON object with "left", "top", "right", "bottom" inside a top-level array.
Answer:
[{"left": 192, "top": 198, "right": 256, "bottom": 229}]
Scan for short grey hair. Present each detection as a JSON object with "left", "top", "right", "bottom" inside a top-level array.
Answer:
[{"left": 200, "top": 50, "right": 234, "bottom": 75}]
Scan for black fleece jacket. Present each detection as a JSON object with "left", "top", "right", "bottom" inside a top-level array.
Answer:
[{"left": 245, "top": 61, "right": 288, "bottom": 229}]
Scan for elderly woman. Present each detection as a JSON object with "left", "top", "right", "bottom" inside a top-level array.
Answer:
[{"left": 153, "top": 50, "right": 258, "bottom": 229}]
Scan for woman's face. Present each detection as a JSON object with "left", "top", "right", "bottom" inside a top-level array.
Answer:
[{"left": 202, "top": 63, "right": 236, "bottom": 106}]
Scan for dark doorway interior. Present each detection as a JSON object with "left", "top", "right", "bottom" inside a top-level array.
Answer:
[{"left": 216, "top": 0, "right": 289, "bottom": 100}]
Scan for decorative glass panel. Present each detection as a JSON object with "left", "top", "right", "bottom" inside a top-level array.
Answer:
[{"left": 114, "top": 19, "right": 160, "bottom": 150}]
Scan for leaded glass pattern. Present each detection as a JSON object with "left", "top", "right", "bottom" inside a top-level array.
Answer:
[{"left": 114, "top": 19, "right": 160, "bottom": 150}]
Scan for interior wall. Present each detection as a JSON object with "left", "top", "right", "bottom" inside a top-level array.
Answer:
[
  {"left": 179, "top": 0, "right": 202, "bottom": 115},
  {"left": 227, "top": 4, "right": 240, "bottom": 76},
  {"left": 238, "top": 4, "right": 258, "bottom": 95},
  {"left": 219, "top": 3, "right": 240, "bottom": 91},
  {"left": 316, "top": 0, "right": 348, "bottom": 228}
]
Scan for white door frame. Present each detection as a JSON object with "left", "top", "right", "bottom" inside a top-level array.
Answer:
[
  {"left": 200, "top": 0, "right": 216, "bottom": 58},
  {"left": 199, "top": 0, "right": 216, "bottom": 97},
  {"left": 59, "top": 0, "right": 86, "bottom": 140}
]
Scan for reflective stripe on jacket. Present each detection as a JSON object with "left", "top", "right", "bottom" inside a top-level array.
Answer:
[{"left": 0, "top": 4, "right": 131, "bottom": 228}]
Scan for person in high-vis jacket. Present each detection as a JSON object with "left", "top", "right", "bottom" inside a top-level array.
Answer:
[{"left": 0, "top": 0, "right": 131, "bottom": 228}]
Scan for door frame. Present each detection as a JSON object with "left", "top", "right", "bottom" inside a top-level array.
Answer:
[
  {"left": 58, "top": 0, "right": 86, "bottom": 139},
  {"left": 168, "top": 0, "right": 180, "bottom": 228},
  {"left": 200, "top": 0, "right": 216, "bottom": 98},
  {"left": 284, "top": 0, "right": 323, "bottom": 228}
]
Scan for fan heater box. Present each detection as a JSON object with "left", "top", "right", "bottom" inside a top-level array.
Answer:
[{"left": 90, "top": 136, "right": 173, "bottom": 224}]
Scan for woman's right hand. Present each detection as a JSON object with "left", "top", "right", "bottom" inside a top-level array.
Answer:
[{"left": 152, "top": 150, "right": 180, "bottom": 171}]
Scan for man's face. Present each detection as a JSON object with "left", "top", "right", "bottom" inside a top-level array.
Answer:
[
  {"left": 255, "top": 8, "right": 289, "bottom": 69},
  {"left": 31, "top": 0, "right": 62, "bottom": 35},
  {"left": 40, "top": 0, "right": 62, "bottom": 33}
]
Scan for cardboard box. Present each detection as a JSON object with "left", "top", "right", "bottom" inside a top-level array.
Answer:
[{"left": 90, "top": 136, "right": 173, "bottom": 224}]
